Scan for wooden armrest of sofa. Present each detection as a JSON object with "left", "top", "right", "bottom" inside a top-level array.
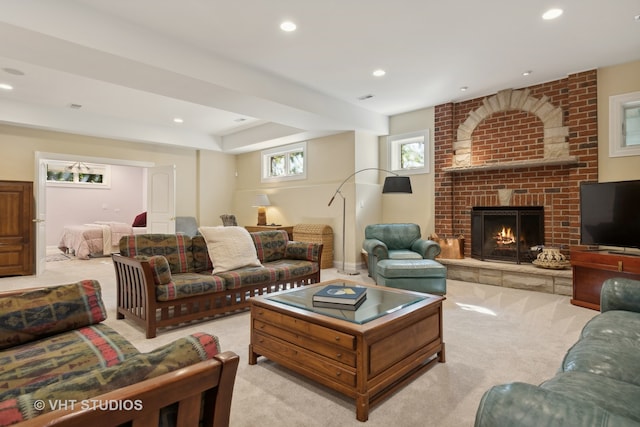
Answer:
[
  {"left": 15, "top": 351, "right": 240, "bottom": 427},
  {"left": 112, "top": 254, "right": 158, "bottom": 338}
]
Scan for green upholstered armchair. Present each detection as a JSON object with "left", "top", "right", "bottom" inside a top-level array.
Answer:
[{"left": 362, "top": 223, "right": 441, "bottom": 278}]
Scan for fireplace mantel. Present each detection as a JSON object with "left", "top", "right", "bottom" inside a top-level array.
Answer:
[{"left": 442, "top": 156, "right": 578, "bottom": 173}]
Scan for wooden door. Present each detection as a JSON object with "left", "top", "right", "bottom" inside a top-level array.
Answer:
[{"left": 0, "top": 181, "right": 34, "bottom": 276}]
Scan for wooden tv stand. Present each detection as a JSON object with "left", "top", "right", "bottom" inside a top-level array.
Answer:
[{"left": 570, "top": 247, "right": 640, "bottom": 311}]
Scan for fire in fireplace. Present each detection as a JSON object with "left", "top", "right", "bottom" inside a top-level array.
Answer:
[{"left": 471, "top": 206, "right": 544, "bottom": 263}]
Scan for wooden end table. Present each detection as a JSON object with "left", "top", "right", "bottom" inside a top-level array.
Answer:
[{"left": 249, "top": 279, "right": 445, "bottom": 421}]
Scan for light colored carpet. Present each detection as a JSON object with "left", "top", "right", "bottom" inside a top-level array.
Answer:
[
  {"left": 45, "top": 253, "right": 72, "bottom": 262},
  {"left": 0, "top": 258, "right": 597, "bottom": 426}
]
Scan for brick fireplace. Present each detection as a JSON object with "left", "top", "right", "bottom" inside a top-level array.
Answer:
[{"left": 433, "top": 70, "right": 598, "bottom": 259}]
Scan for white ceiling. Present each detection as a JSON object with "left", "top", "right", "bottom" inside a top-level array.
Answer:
[{"left": 1, "top": 0, "right": 639, "bottom": 153}]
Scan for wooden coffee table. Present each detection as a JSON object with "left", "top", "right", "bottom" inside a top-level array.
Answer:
[{"left": 249, "top": 279, "right": 445, "bottom": 421}]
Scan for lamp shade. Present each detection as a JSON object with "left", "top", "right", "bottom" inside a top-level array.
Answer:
[
  {"left": 382, "top": 176, "right": 412, "bottom": 194},
  {"left": 252, "top": 194, "right": 271, "bottom": 207}
]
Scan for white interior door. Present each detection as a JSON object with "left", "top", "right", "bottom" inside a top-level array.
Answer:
[
  {"left": 147, "top": 165, "right": 176, "bottom": 233},
  {"left": 35, "top": 159, "right": 47, "bottom": 275}
]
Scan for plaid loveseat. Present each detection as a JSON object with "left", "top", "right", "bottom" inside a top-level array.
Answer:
[
  {"left": 0, "top": 280, "right": 239, "bottom": 427},
  {"left": 113, "top": 230, "right": 323, "bottom": 338}
]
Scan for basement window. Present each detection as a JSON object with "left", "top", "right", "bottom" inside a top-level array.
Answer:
[
  {"left": 46, "top": 161, "right": 111, "bottom": 188},
  {"left": 609, "top": 91, "right": 640, "bottom": 157},
  {"left": 261, "top": 142, "right": 307, "bottom": 182},
  {"left": 387, "top": 130, "right": 429, "bottom": 174}
]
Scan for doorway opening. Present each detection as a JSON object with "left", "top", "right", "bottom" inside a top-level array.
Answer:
[{"left": 35, "top": 152, "right": 154, "bottom": 275}]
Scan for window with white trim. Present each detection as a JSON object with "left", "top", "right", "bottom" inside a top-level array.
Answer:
[
  {"left": 261, "top": 142, "right": 307, "bottom": 182},
  {"left": 387, "top": 130, "right": 429, "bottom": 174},
  {"left": 46, "top": 161, "right": 111, "bottom": 188},
  {"left": 609, "top": 91, "right": 640, "bottom": 157}
]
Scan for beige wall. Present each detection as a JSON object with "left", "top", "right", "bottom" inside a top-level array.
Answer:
[
  {"left": 0, "top": 123, "right": 236, "bottom": 226},
  {"left": 234, "top": 132, "right": 359, "bottom": 269},
  {"left": 380, "top": 107, "right": 435, "bottom": 237},
  {"left": 196, "top": 149, "right": 238, "bottom": 226},
  {"left": 597, "top": 59, "right": 640, "bottom": 182},
  {"left": 353, "top": 131, "right": 380, "bottom": 270},
  {"left": 233, "top": 108, "right": 436, "bottom": 271}
]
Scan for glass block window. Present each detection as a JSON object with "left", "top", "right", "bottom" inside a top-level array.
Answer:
[{"left": 262, "top": 142, "right": 307, "bottom": 182}]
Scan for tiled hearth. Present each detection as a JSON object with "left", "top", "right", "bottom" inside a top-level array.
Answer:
[{"left": 438, "top": 257, "right": 572, "bottom": 296}]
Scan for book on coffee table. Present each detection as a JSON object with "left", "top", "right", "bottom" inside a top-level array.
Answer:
[
  {"left": 313, "top": 296, "right": 366, "bottom": 311},
  {"left": 312, "top": 285, "right": 367, "bottom": 305}
]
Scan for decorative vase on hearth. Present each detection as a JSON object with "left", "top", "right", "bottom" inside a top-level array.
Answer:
[{"left": 533, "top": 247, "right": 570, "bottom": 269}]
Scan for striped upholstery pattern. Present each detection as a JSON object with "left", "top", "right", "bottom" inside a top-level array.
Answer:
[
  {"left": 156, "top": 273, "right": 226, "bottom": 301},
  {"left": 135, "top": 255, "right": 173, "bottom": 285},
  {"left": 0, "top": 324, "right": 137, "bottom": 402},
  {"left": 120, "top": 234, "right": 194, "bottom": 274},
  {"left": 216, "top": 265, "right": 280, "bottom": 290},
  {"left": 251, "top": 230, "right": 288, "bottom": 262},
  {"left": 0, "top": 332, "right": 221, "bottom": 425},
  {"left": 191, "top": 235, "right": 213, "bottom": 272},
  {"left": 285, "top": 241, "right": 323, "bottom": 262},
  {"left": 0, "top": 280, "right": 107, "bottom": 350},
  {"left": 120, "top": 232, "right": 321, "bottom": 301},
  {"left": 267, "top": 259, "right": 319, "bottom": 281}
]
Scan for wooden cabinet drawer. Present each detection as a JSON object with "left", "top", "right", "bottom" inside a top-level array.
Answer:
[
  {"left": 254, "top": 319, "right": 356, "bottom": 366},
  {"left": 252, "top": 306, "right": 355, "bottom": 350},
  {"left": 253, "top": 331, "right": 356, "bottom": 387}
]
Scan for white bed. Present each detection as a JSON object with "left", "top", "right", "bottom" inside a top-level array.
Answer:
[{"left": 58, "top": 221, "right": 133, "bottom": 259}]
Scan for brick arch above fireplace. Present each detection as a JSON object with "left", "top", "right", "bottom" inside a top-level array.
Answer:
[{"left": 452, "top": 88, "right": 569, "bottom": 168}]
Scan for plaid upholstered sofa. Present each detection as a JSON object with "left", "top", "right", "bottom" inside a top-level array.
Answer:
[
  {"left": 0, "top": 280, "right": 239, "bottom": 427},
  {"left": 113, "top": 229, "right": 323, "bottom": 338}
]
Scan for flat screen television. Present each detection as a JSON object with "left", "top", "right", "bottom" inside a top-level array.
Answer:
[{"left": 580, "top": 180, "right": 640, "bottom": 249}]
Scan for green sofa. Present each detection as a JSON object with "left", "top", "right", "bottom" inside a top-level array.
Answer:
[
  {"left": 0, "top": 280, "right": 239, "bottom": 427},
  {"left": 113, "top": 229, "right": 323, "bottom": 338},
  {"left": 475, "top": 277, "right": 640, "bottom": 426}
]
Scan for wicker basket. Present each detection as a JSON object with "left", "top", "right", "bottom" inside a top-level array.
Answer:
[{"left": 293, "top": 224, "right": 334, "bottom": 269}]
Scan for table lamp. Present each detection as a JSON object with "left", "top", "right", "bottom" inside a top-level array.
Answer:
[{"left": 252, "top": 194, "right": 271, "bottom": 225}]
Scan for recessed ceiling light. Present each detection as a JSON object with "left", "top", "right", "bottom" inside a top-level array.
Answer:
[
  {"left": 635, "top": 14, "right": 640, "bottom": 21},
  {"left": 522, "top": 70, "right": 533, "bottom": 76},
  {"left": 0, "top": 83, "right": 14, "bottom": 91},
  {"left": 234, "top": 118, "right": 247, "bottom": 123},
  {"left": 357, "top": 94, "right": 374, "bottom": 101},
  {"left": 280, "top": 21, "right": 297, "bottom": 32},
  {"left": 372, "top": 69, "right": 386, "bottom": 77},
  {"left": 173, "top": 118, "right": 184, "bottom": 124},
  {"left": 69, "top": 103, "right": 82, "bottom": 109},
  {"left": 460, "top": 86, "right": 468, "bottom": 92},
  {"left": 542, "top": 8, "right": 563, "bottom": 20}
]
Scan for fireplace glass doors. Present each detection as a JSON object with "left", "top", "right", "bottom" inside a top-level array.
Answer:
[{"left": 471, "top": 206, "right": 544, "bottom": 263}]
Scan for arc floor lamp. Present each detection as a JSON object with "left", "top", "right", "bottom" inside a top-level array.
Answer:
[{"left": 328, "top": 168, "right": 413, "bottom": 275}]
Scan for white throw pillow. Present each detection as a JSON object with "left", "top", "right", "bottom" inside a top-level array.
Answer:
[{"left": 198, "top": 226, "right": 262, "bottom": 274}]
